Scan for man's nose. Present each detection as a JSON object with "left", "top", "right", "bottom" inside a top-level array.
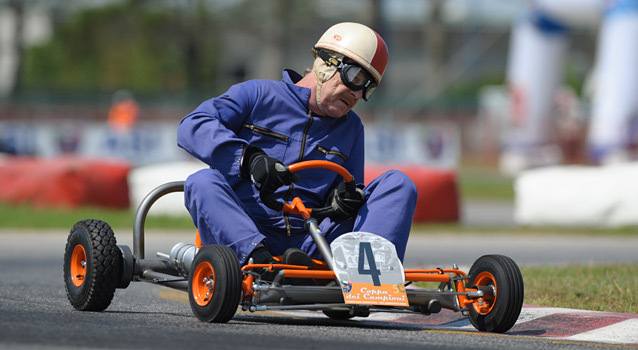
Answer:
[{"left": 351, "top": 88, "right": 363, "bottom": 100}]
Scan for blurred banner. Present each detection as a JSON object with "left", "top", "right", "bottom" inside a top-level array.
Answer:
[
  {"left": 502, "top": 0, "right": 638, "bottom": 173},
  {"left": 588, "top": 0, "right": 638, "bottom": 164},
  {"left": 0, "top": 121, "right": 189, "bottom": 166},
  {"left": 501, "top": 2, "right": 569, "bottom": 174},
  {"left": 0, "top": 121, "right": 460, "bottom": 168},
  {"left": 365, "top": 122, "right": 460, "bottom": 169}
]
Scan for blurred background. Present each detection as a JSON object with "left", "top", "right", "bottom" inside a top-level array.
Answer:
[{"left": 1, "top": 0, "right": 638, "bottom": 228}]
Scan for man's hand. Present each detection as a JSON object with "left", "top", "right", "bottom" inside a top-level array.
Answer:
[
  {"left": 327, "top": 181, "right": 366, "bottom": 220},
  {"left": 240, "top": 144, "right": 297, "bottom": 193}
]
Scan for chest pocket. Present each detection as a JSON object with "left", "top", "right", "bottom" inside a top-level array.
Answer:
[
  {"left": 316, "top": 145, "right": 347, "bottom": 162},
  {"left": 243, "top": 124, "right": 289, "bottom": 142}
]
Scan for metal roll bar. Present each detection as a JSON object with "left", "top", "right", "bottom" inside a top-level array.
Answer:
[{"left": 133, "top": 181, "right": 185, "bottom": 259}]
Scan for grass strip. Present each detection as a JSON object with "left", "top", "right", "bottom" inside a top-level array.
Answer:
[
  {"left": 0, "top": 204, "right": 194, "bottom": 229},
  {"left": 520, "top": 264, "right": 637, "bottom": 314},
  {"left": 3, "top": 204, "right": 637, "bottom": 236}
]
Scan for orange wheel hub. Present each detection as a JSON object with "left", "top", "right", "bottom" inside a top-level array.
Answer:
[
  {"left": 70, "top": 245, "right": 87, "bottom": 287},
  {"left": 192, "top": 261, "right": 215, "bottom": 307},
  {"left": 473, "top": 271, "right": 497, "bottom": 315}
]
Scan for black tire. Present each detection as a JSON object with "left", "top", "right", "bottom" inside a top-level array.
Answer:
[
  {"left": 63, "top": 219, "right": 122, "bottom": 311},
  {"left": 467, "top": 254, "right": 524, "bottom": 333},
  {"left": 188, "top": 245, "right": 242, "bottom": 323}
]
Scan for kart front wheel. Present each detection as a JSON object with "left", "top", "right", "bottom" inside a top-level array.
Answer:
[
  {"left": 188, "top": 245, "right": 242, "bottom": 323},
  {"left": 63, "top": 219, "right": 122, "bottom": 311},
  {"left": 467, "top": 254, "right": 524, "bottom": 333}
]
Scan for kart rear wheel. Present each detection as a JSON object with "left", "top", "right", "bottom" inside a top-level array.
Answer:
[
  {"left": 188, "top": 245, "right": 242, "bottom": 323},
  {"left": 467, "top": 254, "right": 524, "bottom": 333},
  {"left": 63, "top": 219, "right": 122, "bottom": 311}
]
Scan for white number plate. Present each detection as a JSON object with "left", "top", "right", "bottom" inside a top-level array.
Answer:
[{"left": 330, "top": 232, "right": 408, "bottom": 306}]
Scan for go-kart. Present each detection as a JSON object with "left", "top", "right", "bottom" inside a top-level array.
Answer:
[{"left": 63, "top": 160, "right": 524, "bottom": 333}]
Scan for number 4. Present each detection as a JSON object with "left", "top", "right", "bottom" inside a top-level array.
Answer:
[{"left": 358, "top": 242, "right": 381, "bottom": 286}]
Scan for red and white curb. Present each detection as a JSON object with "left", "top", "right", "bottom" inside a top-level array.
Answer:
[
  {"left": 271, "top": 306, "right": 638, "bottom": 346},
  {"left": 511, "top": 305, "right": 638, "bottom": 345},
  {"left": 160, "top": 289, "right": 637, "bottom": 345}
]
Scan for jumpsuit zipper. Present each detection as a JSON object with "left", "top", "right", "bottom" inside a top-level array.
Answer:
[
  {"left": 316, "top": 145, "right": 348, "bottom": 161},
  {"left": 283, "top": 110, "right": 314, "bottom": 236},
  {"left": 243, "top": 124, "right": 289, "bottom": 142}
]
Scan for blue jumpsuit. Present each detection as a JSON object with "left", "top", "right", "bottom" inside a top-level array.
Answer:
[{"left": 177, "top": 69, "right": 417, "bottom": 264}]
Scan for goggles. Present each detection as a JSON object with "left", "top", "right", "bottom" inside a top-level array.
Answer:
[{"left": 314, "top": 48, "right": 377, "bottom": 101}]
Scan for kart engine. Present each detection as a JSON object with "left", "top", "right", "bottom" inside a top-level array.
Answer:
[{"left": 157, "top": 242, "right": 198, "bottom": 276}]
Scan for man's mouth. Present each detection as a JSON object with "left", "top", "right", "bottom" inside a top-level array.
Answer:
[{"left": 340, "top": 97, "right": 354, "bottom": 109}]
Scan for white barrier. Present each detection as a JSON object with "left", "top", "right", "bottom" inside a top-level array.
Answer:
[
  {"left": 128, "top": 161, "right": 206, "bottom": 216},
  {"left": 514, "top": 162, "right": 638, "bottom": 227}
]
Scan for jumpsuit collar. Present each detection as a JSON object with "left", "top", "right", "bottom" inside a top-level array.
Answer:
[{"left": 282, "top": 69, "right": 311, "bottom": 109}]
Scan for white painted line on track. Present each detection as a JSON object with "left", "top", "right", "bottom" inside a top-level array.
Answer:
[
  {"left": 566, "top": 318, "right": 638, "bottom": 345},
  {"left": 515, "top": 306, "right": 589, "bottom": 324}
]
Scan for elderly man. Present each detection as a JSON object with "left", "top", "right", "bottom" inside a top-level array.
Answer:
[{"left": 177, "top": 22, "right": 417, "bottom": 269}]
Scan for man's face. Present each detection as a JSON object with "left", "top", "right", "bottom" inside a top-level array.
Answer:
[{"left": 319, "top": 73, "right": 364, "bottom": 118}]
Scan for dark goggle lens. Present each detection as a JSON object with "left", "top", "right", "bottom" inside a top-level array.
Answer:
[
  {"left": 341, "top": 65, "right": 372, "bottom": 89},
  {"left": 344, "top": 65, "right": 370, "bottom": 87},
  {"left": 340, "top": 64, "right": 377, "bottom": 100}
]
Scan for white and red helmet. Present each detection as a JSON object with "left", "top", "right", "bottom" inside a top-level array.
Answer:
[{"left": 314, "top": 22, "right": 389, "bottom": 85}]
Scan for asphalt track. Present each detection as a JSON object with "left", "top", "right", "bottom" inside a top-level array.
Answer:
[{"left": 1, "top": 229, "right": 636, "bottom": 349}]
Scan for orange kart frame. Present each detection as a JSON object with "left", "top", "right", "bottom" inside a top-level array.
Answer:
[
  {"left": 237, "top": 161, "right": 492, "bottom": 315},
  {"left": 64, "top": 160, "right": 523, "bottom": 333}
]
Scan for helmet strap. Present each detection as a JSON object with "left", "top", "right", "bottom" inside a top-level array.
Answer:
[
  {"left": 315, "top": 79, "right": 329, "bottom": 116},
  {"left": 311, "top": 55, "right": 340, "bottom": 116}
]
